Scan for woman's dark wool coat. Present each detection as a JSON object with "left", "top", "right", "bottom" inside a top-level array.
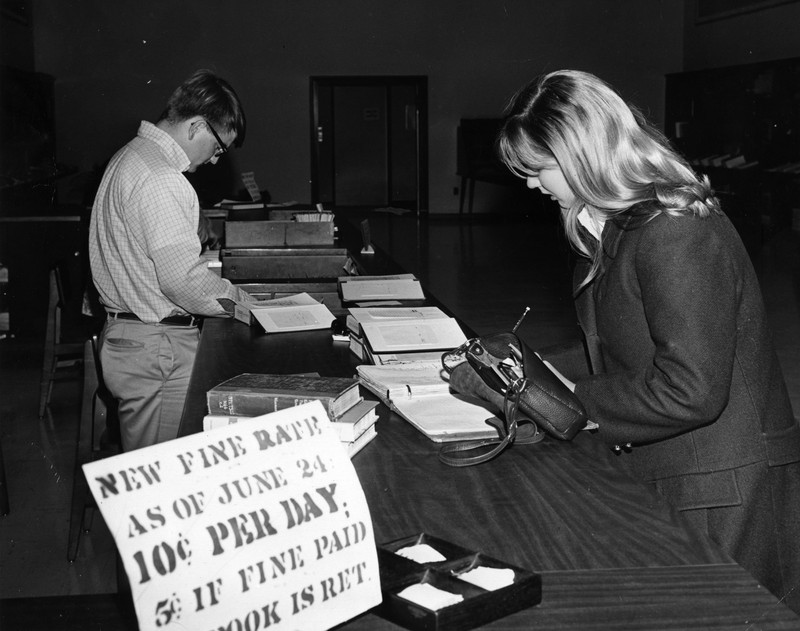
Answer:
[{"left": 544, "top": 210, "right": 800, "bottom": 612}]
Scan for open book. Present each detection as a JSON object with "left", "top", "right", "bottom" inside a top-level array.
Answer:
[
  {"left": 234, "top": 292, "right": 336, "bottom": 333},
  {"left": 346, "top": 306, "right": 449, "bottom": 336},
  {"left": 357, "top": 362, "right": 501, "bottom": 442}
]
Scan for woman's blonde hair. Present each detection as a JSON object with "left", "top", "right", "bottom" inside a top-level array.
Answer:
[{"left": 498, "top": 70, "right": 720, "bottom": 288}]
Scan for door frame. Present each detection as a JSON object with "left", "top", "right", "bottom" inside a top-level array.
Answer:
[{"left": 309, "top": 75, "right": 428, "bottom": 215}]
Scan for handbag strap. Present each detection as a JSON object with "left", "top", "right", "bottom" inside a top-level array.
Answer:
[{"left": 438, "top": 379, "right": 545, "bottom": 467}]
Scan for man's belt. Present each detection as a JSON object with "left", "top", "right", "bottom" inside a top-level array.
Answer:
[{"left": 107, "top": 312, "right": 201, "bottom": 327}]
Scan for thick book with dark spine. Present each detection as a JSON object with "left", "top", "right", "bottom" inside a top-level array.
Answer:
[{"left": 206, "top": 373, "right": 361, "bottom": 419}]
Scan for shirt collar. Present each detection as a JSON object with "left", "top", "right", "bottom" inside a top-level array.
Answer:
[
  {"left": 578, "top": 207, "right": 606, "bottom": 241},
  {"left": 137, "top": 121, "right": 192, "bottom": 172}
]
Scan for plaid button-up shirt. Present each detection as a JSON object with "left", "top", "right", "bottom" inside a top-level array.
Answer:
[{"left": 90, "top": 121, "right": 249, "bottom": 323}]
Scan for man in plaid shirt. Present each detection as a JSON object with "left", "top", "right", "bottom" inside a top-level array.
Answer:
[{"left": 90, "top": 70, "right": 253, "bottom": 451}]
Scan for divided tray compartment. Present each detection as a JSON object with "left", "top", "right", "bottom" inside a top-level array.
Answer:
[{"left": 375, "top": 533, "right": 542, "bottom": 631}]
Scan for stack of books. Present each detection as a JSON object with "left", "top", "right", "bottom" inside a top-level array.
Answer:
[
  {"left": 203, "top": 373, "right": 379, "bottom": 458},
  {"left": 345, "top": 305, "right": 467, "bottom": 365}
]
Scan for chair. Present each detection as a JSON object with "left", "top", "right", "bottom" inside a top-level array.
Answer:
[
  {"left": 38, "top": 259, "right": 102, "bottom": 418},
  {"left": 68, "top": 335, "right": 120, "bottom": 562}
]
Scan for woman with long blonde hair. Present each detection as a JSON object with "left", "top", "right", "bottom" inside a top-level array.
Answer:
[{"left": 499, "top": 69, "right": 800, "bottom": 613}]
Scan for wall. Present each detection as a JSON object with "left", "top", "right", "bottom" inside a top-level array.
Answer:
[
  {"left": 683, "top": 0, "right": 800, "bottom": 69},
  {"left": 27, "top": 0, "right": 684, "bottom": 214},
  {"left": 0, "top": 3, "right": 34, "bottom": 71}
]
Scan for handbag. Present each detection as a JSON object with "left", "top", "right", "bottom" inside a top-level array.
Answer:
[{"left": 439, "top": 332, "right": 588, "bottom": 467}]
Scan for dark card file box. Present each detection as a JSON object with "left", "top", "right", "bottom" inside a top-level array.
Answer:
[
  {"left": 221, "top": 247, "right": 352, "bottom": 282},
  {"left": 376, "top": 534, "right": 542, "bottom": 631}
]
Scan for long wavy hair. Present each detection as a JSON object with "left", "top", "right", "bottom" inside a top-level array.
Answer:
[{"left": 497, "top": 70, "right": 720, "bottom": 288}]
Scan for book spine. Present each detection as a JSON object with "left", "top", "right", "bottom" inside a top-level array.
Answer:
[{"left": 206, "top": 391, "right": 336, "bottom": 418}]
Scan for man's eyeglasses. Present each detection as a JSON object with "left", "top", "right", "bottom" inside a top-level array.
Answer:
[{"left": 203, "top": 119, "right": 228, "bottom": 156}]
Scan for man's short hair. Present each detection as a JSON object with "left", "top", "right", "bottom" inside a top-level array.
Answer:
[{"left": 159, "top": 69, "right": 246, "bottom": 147}]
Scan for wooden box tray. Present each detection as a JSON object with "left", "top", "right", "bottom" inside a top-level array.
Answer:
[
  {"left": 221, "top": 247, "right": 352, "bottom": 282},
  {"left": 225, "top": 219, "right": 334, "bottom": 247},
  {"left": 375, "top": 534, "right": 541, "bottom": 631}
]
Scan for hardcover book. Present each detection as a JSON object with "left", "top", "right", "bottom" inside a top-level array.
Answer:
[
  {"left": 343, "top": 424, "right": 378, "bottom": 458},
  {"left": 360, "top": 317, "right": 467, "bottom": 354},
  {"left": 332, "top": 399, "right": 381, "bottom": 441},
  {"left": 339, "top": 274, "right": 425, "bottom": 302},
  {"left": 206, "top": 373, "right": 361, "bottom": 419}
]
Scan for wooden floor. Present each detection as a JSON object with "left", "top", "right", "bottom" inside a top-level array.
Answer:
[{"left": 0, "top": 207, "right": 798, "bottom": 604}]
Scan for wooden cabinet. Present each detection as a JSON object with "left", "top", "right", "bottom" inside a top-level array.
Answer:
[{"left": 665, "top": 57, "right": 800, "bottom": 252}]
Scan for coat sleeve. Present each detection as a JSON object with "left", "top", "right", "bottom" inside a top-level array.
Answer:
[{"left": 574, "top": 215, "right": 740, "bottom": 446}]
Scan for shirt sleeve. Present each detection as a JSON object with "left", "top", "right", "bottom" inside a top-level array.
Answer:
[
  {"left": 151, "top": 245, "right": 251, "bottom": 316},
  {"left": 137, "top": 172, "right": 252, "bottom": 316},
  {"left": 574, "top": 216, "right": 739, "bottom": 446}
]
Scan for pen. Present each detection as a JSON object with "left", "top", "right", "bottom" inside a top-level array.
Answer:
[{"left": 511, "top": 306, "right": 530, "bottom": 333}]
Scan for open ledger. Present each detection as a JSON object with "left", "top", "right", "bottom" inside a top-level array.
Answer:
[
  {"left": 357, "top": 362, "right": 502, "bottom": 442},
  {"left": 233, "top": 291, "right": 336, "bottom": 333}
]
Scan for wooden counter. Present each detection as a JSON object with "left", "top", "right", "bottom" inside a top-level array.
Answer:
[
  {"left": 171, "top": 317, "right": 799, "bottom": 630},
  {"left": 4, "top": 219, "right": 795, "bottom": 630},
  {"left": 171, "top": 218, "right": 799, "bottom": 629}
]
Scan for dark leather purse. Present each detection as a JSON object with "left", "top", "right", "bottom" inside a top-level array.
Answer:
[{"left": 439, "top": 332, "right": 588, "bottom": 467}]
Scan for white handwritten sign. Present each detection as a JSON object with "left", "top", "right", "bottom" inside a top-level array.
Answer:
[{"left": 83, "top": 401, "right": 381, "bottom": 630}]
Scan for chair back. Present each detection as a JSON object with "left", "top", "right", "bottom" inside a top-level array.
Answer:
[
  {"left": 90, "top": 335, "right": 120, "bottom": 448},
  {"left": 53, "top": 260, "right": 72, "bottom": 309}
]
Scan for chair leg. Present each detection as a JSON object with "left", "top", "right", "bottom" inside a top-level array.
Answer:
[
  {"left": 38, "top": 324, "right": 57, "bottom": 419},
  {"left": 67, "top": 471, "right": 89, "bottom": 562},
  {"left": 0, "top": 437, "right": 9, "bottom": 516},
  {"left": 468, "top": 178, "right": 476, "bottom": 215},
  {"left": 68, "top": 340, "right": 97, "bottom": 561}
]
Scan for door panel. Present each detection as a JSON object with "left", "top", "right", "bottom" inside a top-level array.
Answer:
[
  {"left": 333, "top": 86, "right": 387, "bottom": 206},
  {"left": 390, "top": 84, "right": 418, "bottom": 205},
  {"left": 310, "top": 76, "right": 427, "bottom": 213}
]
